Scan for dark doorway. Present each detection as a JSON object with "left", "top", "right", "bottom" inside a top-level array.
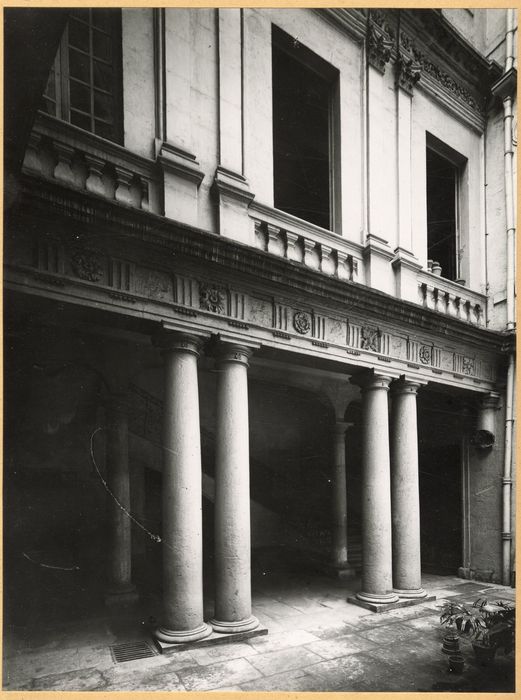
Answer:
[
  {"left": 426, "top": 146, "right": 458, "bottom": 281},
  {"left": 419, "top": 443, "right": 462, "bottom": 574}
]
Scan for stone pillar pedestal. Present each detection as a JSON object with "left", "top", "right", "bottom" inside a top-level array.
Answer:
[
  {"left": 356, "top": 374, "right": 398, "bottom": 605},
  {"left": 391, "top": 379, "right": 427, "bottom": 599},
  {"left": 105, "top": 394, "right": 138, "bottom": 606},
  {"left": 210, "top": 343, "right": 259, "bottom": 634},
  {"left": 154, "top": 332, "right": 211, "bottom": 644},
  {"left": 330, "top": 421, "right": 356, "bottom": 577}
]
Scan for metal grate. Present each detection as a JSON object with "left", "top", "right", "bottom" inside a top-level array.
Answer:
[{"left": 110, "top": 641, "right": 158, "bottom": 664}]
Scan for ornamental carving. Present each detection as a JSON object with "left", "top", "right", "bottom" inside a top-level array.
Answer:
[
  {"left": 200, "top": 283, "right": 226, "bottom": 314},
  {"left": 71, "top": 249, "right": 103, "bottom": 282},
  {"left": 396, "top": 34, "right": 422, "bottom": 94},
  {"left": 411, "top": 46, "right": 485, "bottom": 115},
  {"left": 462, "top": 356, "right": 476, "bottom": 375},
  {"left": 367, "top": 10, "right": 395, "bottom": 74},
  {"left": 419, "top": 345, "right": 431, "bottom": 365},
  {"left": 361, "top": 326, "right": 379, "bottom": 352},
  {"left": 293, "top": 311, "right": 311, "bottom": 335}
]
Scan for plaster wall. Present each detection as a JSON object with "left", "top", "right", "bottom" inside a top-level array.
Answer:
[{"left": 121, "top": 9, "right": 155, "bottom": 159}]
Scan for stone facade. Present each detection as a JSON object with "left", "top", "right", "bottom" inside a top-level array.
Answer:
[{"left": 4, "top": 7, "right": 516, "bottom": 648}]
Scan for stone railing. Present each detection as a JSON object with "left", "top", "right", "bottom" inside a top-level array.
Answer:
[
  {"left": 22, "top": 112, "right": 161, "bottom": 214},
  {"left": 249, "top": 201, "right": 365, "bottom": 284},
  {"left": 417, "top": 270, "right": 487, "bottom": 326}
]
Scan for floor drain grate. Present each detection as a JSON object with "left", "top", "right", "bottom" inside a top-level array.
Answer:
[{"left": 110, "top": 641, "right": 158, "bottom": 664}]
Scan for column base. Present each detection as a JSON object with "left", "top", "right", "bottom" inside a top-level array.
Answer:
[
  {"left": 104, "top": 584, "right": 139, "bottom": 607},
  {"left": 356, "top": 591, "right": 399, "bottom": 605},
  {"left": 324, "top": 561, "right": 358, "bottom": 579},
  {"left": 209, "top": 615, "right": 260, "bottom": 634},
  {"left": 393, "top": 587, "right": 428, "bottom": 599},
  {"left": 154, "top": 622, "right": 212, "bottom": 644}
]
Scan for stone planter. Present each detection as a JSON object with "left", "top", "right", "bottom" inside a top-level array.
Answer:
[
  {"left": 442, "top": 633, "right": 460, "bottom": 655},
  {"left": 472, "top": 643, "right": 497, "bottom": 666}
]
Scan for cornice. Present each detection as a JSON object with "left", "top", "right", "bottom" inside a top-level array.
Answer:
[
  {"left": 314, "top": 8, "right": 367, "bottom": 44},
  {"left": 6, "top": 174, "right": 508, "bottom": 355}
]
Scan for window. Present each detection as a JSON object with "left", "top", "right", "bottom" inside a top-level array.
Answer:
[
  {"left": 272, "top": 26, "right": 339, "bottom": 231},
  {"left": 41, "top": 9, "right": 123, "bottom": 143},
  {"left": 426, "top": 140, "right": 464, "bottom": 281}
]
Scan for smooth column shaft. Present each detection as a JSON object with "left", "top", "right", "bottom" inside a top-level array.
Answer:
[
  {"left": 357, "top": 375, "right": 398, "bottom": 604},
  {"left": 106, "top": 399, "right": 133, "bottom": 593},
  {"left": 211, "top": 345, "right": 258, "bottom": 633},
  {"left": 156, "top": 335, "right": 210, "bottom": 643},
  {"left": 332, "top": 422, "right": 349, "bottom": 567},
  {"left": 391, "top": 381, "right": 426, "bottom": 598}
]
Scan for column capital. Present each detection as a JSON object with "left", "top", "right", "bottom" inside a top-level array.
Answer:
[
  {"left": 332, "top": 421, "right": 354, "bottom": 437},
  {"left": 153, "top": 330, "right": 205, "bottom": 357},
  {"left": 390, "top": 378, "right": 424, "bottom": 396},
  {"left": 214, "top": 342, "right": 254, "bottom": 367},
  {"left": 480, "top": 391, "right": 501, "bottom": 410},
  {"left": 351, "top": 371, "right": 395, "bottom": 393}
]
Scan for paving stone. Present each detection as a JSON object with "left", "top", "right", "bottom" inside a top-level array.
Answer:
[
  {"left": 189, "top": 641, "right": 258, "bottom": 666},
  {"left": 28, "top": 667, "right": 107, "bottom": 691},
  {"left": 177, "top": 658, "right": 262, "bottom": 691},
  {"left": 240, "top": 668, "right": 327, "bottom": 692},
  {"left": 305, "top": 633, "right": 379, "bottom": 659},
  {"left": 208, "top": 686, "right": 243, "bottom": 692},
  {"left": 247, "top": 645, "right": 323, "bottom": 677},
  {"left": 358, "top": 621, "right": 424, "bottom": 645},
  {"left": 303, "top": 619, "right": 358, "bottom": 640},
  {"left": 252, "top": 599, "right": 306, "bottom": 618},
  {"left": 304, "top": 652, "right": 371, "bottom": 690},
  {"left": 247, "top": 628, "right": 319, "bottom": 653},
  {"left": 103, "top": 667, "right": 185, "bottom": 691}
]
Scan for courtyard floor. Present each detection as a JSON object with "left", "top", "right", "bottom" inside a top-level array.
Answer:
[{"left": 3, "top": 562, "right": 516, "bottom": 693}]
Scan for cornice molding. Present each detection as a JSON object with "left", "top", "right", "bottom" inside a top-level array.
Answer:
[{"left": 314, "top": 8, "right": 367, "bottom": 45}]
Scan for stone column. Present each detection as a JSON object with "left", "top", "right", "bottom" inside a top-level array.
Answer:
[
  {"left": 105, "top": 394, "right": 138, "bottom": 605},
  {"left": 356, "top": 374, "right": 398, "bottom": 605},
  {"left": 331, "top": 421, "right": 356, "bottom": 577},
  {"left": 390, "top": 379, "right": 427, "bottom": 598},
  {"left": 154, "top": 332, "right": 211, "bottom": 644},
  {"left": 210, "top": 343, "right": 259, "bottom": 633}
]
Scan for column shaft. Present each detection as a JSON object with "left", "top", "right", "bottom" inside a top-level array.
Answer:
[
  {"left": 330, "top": 422, "right": 356, "bottom": 576},
  {"left": 391, "top": 380, "right": 426, "bottom": 598},
  {"left": 210, "top": 344, "right": 258, "bottom": 633},
  {"left": 357, "top": 374, "right": 398, "bottom": 604},
  {"left": 155, "top": 333, "right": 211, "bottom": 643},
  {"left": 105, "top": 397, "right": 137, "bottom": 604}
]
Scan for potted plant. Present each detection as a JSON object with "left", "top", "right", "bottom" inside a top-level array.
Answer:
[{"left": 440, "top": 598, "right": 515, "bottom": 665}]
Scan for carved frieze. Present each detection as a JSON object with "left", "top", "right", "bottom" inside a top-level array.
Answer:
[
  {"left": 135, "top": 267, "right": 171, "bottom": 300},
  {"left": 70, "top": 249, "right": 103, "bottom": 282},
  {"left": 360, "top": 325, "right": 380, "bottom": 352},
  {"left": 200, "top": 283, "right": 226, "bottom": 314}
]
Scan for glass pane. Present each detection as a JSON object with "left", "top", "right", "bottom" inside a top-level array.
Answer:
[
  {"left": 41, "top": 97, "right": 57, "bottom": 117},
  {"left": 92, "top": 30, "right": 111, "bottom": 61},
  {"left": 69, "top": 79, "right": 92, "bottom": 114},
  {"left": 68, "top": 18, "right": 90, "bottom": 52},
  {"left": 70, "top": 9, "right": 90, "bottom": 23},
  {"left": 43, "top": 68, "right": 56, "bottom": 101},
  {"left": 94, "top": 90, "right": 113, "bottom": 121},
  {"left": 70, "top": 110, "right": 91, "bottom": 131},
  {"left": 69, "top": 48, "right": 91, "bottom": 83},
  {"left": 95, "top": 119, "right": 115, "bottom": 140},
  {"left": 91, "top": 9, "right": 112, "bottom": 32},
  {"left": 93, "top": 60, "right": 112, "bottom": 92}
]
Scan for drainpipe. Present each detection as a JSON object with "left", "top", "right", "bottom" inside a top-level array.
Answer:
[
  {"left": 491, "top": 8, "right": 517, "bottom": 586},
  {"left": 502, "top": 352, "right": 515, "bottom": 585}
]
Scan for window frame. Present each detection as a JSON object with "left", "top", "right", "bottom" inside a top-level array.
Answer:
[
  {"left": 425, "top": 132, "right": 468, "bottom": 283},
  {"left": 42, "top": 9, "right": 124, "bottom": 145},
  {"left": 271, "top": 25, "right": 341, "bottom": 233}
]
